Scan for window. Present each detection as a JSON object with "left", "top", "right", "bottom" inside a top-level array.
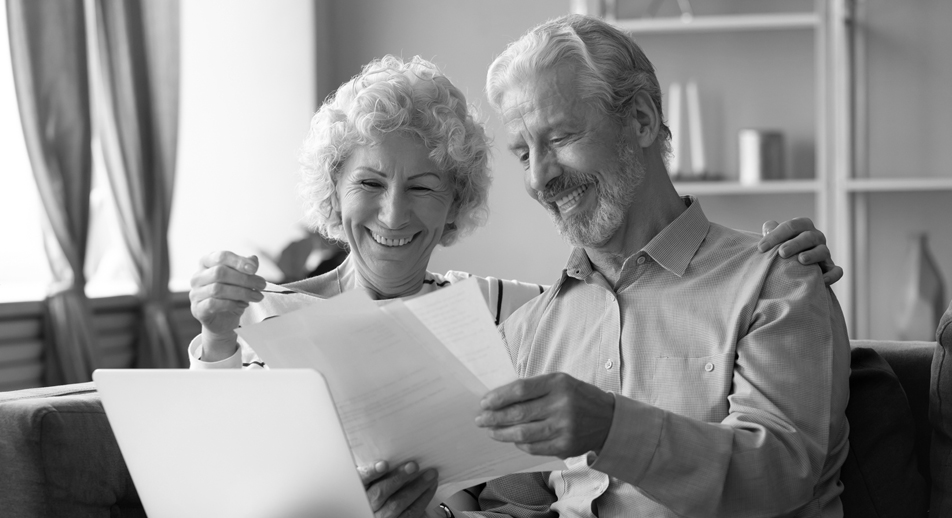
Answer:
[
  {"left": 0, "top": 4, "right": 50, "bottom": 302},
  {"left": 0, "top": 2, "right": 135, "bottom": 301}
]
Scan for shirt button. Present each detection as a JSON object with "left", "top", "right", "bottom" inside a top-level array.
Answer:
[
  {"left": 704, "top": 362, "right": 715, "bottom": 372},
  {"left": 636, "top": 256, "right": 646, "bottom": 265},
  {"left": 605, "top": 359, "right": 614, "bottom": 370}
]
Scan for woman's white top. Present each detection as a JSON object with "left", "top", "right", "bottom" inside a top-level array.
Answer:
[{"left": 188, "top": 270, "right": 545, "bottom": 370}]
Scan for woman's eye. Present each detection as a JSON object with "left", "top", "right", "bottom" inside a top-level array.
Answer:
[
  {"left": 360, "top": 180, "right": 383, "bottom": 188},
  {"left": 410, "top": 186, "right": 434, "bottom": 193}
]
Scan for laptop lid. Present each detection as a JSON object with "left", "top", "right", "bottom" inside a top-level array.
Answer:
[{"left": 94, "top": 369, "right": 374, "bottom": 518}]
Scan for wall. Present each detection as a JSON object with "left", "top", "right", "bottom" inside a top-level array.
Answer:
[
  {"left": 323, "top": 0, "right": 822, "bottom": 285},
  {"left": 323, "top": 0, "right": 571, "bottom": 284},
  {"left": 168, "top": 0, "right": 316, "bottom": 287},
  {"left": 859, "top": 1, "right": 952, "bottom": 340}
]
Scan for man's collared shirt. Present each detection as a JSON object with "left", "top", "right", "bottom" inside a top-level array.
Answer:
[{"left": 472, "top": 197, "right": 851, "bottom": 518}]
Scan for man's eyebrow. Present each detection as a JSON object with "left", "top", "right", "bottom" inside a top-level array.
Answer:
[{"left": 507, "top": 140, "right": 528, "bottom": 154}]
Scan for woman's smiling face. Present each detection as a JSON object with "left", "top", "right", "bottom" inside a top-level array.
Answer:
[{"left": 336, "top": 133, "right": 457, "bottom": 296}]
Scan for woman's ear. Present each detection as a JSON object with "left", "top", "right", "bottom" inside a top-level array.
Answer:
[
  {"left": 627, "top": 90, "right": 660, "bottom": 149},
  {"left": 446, "top": 196, "right": 461, "bottom": 225}
]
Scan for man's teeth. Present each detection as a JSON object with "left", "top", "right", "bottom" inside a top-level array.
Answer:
[
  {"left": 372, "top": 232, "right": 413, "bottom": 247},
  {"left": 556, "top": 185, "right": 589, "bottom": 210}
]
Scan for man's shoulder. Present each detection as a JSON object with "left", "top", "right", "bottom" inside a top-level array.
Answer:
[
  {"left": 699, "top": 222, "right": 790, "bottom": 271},
  {"left": 691, "top": 222, "right": 824, "bottom": 299},
  {"left": 702, "top": 223, "right": 762, "bottom": 258}
]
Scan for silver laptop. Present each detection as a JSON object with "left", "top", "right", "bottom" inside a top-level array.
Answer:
[{"left": 94, "top": 369, "right": 374, "bottom": 518}]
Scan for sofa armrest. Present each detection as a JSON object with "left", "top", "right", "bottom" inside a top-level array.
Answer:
[
  {"left": 0, "top": 383, "right": 143, "bottom": 518},
  {"left": 931, "top": 301, "right": 952, "bottom": 516}
]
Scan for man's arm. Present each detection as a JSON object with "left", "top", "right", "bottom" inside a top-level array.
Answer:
[{"left": 479, "top": 258, "right": 850, "bottom": 517}]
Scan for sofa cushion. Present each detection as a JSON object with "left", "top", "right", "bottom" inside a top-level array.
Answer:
[
  {"left": 0, "top": 382, "right": 144, "bottom": 518},
  {"left": 931, "top": 300, "right": 952, "bottom": 516},
  {"left": 840, "top": 346, "right": 928, "bottom": 517}
]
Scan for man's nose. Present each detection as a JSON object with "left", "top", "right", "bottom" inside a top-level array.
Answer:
[
  {"left": 378, "top": 191, "right": 411, "bottom": 229},
  {"left": 527, "top": 149, "right": 561, "bottom": 193}
]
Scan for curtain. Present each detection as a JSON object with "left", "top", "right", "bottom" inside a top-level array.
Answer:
[
  {"left": 6, "top": 0, "right": 100, "bottom": 383},
  {"left": 91, "top": 0, "right": 182, "bottom": 367}
]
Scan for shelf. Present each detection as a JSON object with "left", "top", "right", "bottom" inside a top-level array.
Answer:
[
  {"left": 845, "top": 177, "right": 952, "bottom": 193},
  {"left": 673, "top": 179, "right": 820, "bottom": 195},
  {"left": 612, "top": 13, "right": 820, "bottom": 34}
]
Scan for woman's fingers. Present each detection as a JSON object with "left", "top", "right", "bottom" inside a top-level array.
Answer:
[
  {"left": 190, "top": 281, "right": 264, "bottom": 306},
  {"left": 199, "top": 250, "right": 260, "bottom": 274}
]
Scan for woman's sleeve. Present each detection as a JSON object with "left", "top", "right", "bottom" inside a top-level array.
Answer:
[
  {"left": 489, "top": 277, "right": 547, "bottom": 325},
  {"left": 187, "top": 335, "right": 267, "bottom": 370}
]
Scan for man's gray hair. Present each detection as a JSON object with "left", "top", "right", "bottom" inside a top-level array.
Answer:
[{"left": 486, "top": 14, "right": 671, "bottom": 157}]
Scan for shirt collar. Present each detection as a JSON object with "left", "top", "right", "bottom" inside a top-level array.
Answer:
[
  {"left": 561, "top": 195, "right": 710, "bottom": 281},
  {"left": 641, "top": 195, "right": 710, "bottom": 277}
]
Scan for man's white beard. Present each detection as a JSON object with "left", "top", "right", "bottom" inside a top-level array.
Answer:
[{"left": 541, "top": 144, "right": 644, "bottom": 248}]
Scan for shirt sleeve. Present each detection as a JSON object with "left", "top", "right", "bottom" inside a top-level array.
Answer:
[
  {"left": 459, "top": 472, "right": 558, "bottom": 518},
  {"left": 589, "top": 259, "right": 851, "bottom": 517},
  {"left": 187, "top": 335, "right": 267, "bottom": 370}
]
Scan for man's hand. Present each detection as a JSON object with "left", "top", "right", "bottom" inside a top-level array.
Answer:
[
  {"left": 475, "top": 372, "right": 615, "bottom": 459},
  {"left": 357, "top": 460, "right": 438, "bottom": 518},
  {"left": 758, "top": 218, "right": 843, "bottom": 286}
]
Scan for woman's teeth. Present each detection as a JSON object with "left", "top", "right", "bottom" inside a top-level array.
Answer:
[
  {"left": 372, "top": 232, "right": 413, "bottom": 247},
  {"left": 556, "top": 185, "right": 589, "bottom": 211}
]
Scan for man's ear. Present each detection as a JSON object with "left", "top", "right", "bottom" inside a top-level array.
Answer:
[{"left": 627, "top": 90, "right": 660, "bottom": 149}]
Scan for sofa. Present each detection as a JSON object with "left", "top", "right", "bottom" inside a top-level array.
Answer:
[{"left": 1, "top": 304, "right": 950, "bottom": 517}]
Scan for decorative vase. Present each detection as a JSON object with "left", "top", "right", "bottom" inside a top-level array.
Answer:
[{"left": 896, "top": 233, "right": 947, "bottom": 341}]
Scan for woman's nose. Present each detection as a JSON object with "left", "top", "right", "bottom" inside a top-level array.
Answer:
[{"left": 378, "top": 191, "right": 411, "bottom": 229}]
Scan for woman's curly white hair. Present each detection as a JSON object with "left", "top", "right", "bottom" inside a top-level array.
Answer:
[{"left": 298, "top": 55, "right": 492, "bottom": 247}]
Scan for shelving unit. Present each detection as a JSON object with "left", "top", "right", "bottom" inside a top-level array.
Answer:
[
  {"left": 611, "top": 12, "right": 820, "bottom": 33},
  {"left": 573, "top": 0, "right": 859, "bottom": 332},
  {"left": 673, "top": 180, "right": 820, "bottom": 196},
  {"left": 840, "top": 0, "right": 952, "bottom": 339},
  {"left": 845, "top": 178, "right": 952, "bottom": 193},
  {"left": 578, "top": 0, "right": 952, "bottom": 339}
]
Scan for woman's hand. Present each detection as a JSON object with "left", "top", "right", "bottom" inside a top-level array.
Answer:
[
  {"left": 189, "top": 251, "right": 266, "bottom": 361},
  {"left": 357, "top": 461, "right": 439, "bottom": 518},
  {"left": 758, "top": 218, "right": 844, "bottom": 285}
]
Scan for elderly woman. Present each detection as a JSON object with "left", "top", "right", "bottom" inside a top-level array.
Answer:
[{"left": 187, "top": 56, "right": 840, "bottom": 517}]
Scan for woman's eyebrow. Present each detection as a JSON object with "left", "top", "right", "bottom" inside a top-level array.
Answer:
[
  {"left": 407, "top": 171, "right": 443, "bottom": 181},
  {"left": 351, "top": 167, "right": 386, "bottom": 176}
]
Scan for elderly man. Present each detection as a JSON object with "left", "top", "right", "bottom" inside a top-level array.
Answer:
[
  {"left": 455, "top": 14, "right": 851, "bottom": 518},
  {"left": 361, "top": 14, "right": 850, "bottom": 518}
]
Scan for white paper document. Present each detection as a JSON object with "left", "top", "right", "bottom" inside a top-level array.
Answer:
[{"left": 237, "top": 278, "right": 564, "bottom": 507}]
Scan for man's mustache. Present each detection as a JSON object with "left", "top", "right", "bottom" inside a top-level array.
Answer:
[{"left": 538, "top": 171, "right": 597, "bottom": 204}]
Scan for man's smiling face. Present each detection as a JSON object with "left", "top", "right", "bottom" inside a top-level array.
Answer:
[{"left": 500, "top": 65, "right": 645, "bottom": 248}]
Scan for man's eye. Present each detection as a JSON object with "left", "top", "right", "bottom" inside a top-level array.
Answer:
[{"left": 518, "top": 152, "right": 530, "bottom": 168}]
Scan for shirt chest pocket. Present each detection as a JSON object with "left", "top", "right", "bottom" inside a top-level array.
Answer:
[{"left": 649, "top": 352, "right": 733, "bottom": 423}]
